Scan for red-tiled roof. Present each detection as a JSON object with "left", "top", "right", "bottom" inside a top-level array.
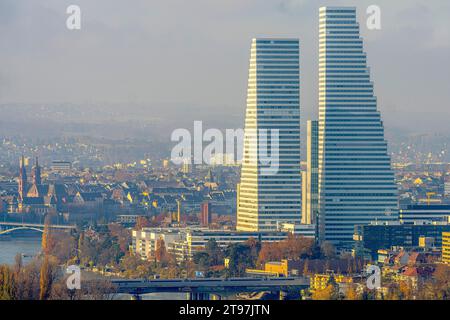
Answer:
[{"left": 402, "top": 267, "right": 419, "bottom": 277}]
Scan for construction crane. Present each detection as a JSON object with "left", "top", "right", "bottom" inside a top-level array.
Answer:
[{"left": 426, "top": 192, "right": 436, "bottom": 205}]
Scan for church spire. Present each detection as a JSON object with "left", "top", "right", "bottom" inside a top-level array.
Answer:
[
  {"left": 33, "top": 156, "right": 42, "bottom": 186},
  {"left": 206, "top": 169, "right": 214, "bottom": 183},
  {"left": 18, "top": 155, "right": 28, "bottom": 200}
]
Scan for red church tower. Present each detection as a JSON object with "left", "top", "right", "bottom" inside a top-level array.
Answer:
[{"left": 18, "top": 155, "right": 28, "bottom": 200}]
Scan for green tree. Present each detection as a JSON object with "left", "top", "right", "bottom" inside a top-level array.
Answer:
[
  {"left": 320, "top": 241, "right": 336, "bottom": 259},
  {"left": 205, "top": 239, "right": 223, "bottom": 266},
  {"left": 193, "top": 252, "right": 210, "bottom": 270},
  {"left": 225, "top": 243, "right": 255, "bottom": 277}
]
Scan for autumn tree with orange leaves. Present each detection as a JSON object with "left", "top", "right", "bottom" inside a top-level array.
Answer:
[
  {"left": 134, "top": 216, "right": 151, "bottom": 231},
  {"left": 257, "top": 234, "right": 315, "bottom": 266},
  {"left": 155, "top": 238, "right": 167, "bottom": 263}
]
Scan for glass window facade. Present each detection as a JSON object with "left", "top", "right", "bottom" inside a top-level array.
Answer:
[
  {"left": 237, "top": 38, "right": 301, "bottom": 232},
  {"left": 317, "top": 7, "right": 398, "bottom": 247}
]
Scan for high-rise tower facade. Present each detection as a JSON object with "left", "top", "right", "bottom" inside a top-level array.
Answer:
[
  {"left": 302, "top": 120, "right": 319, "bottom": 225},
  {"left": 318, "top": 7, "right": 398, "bottom": 246},
  {"left": 237, "top": 38, "right": 301, "bottom": 232}
]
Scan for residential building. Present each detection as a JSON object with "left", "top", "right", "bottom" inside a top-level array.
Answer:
[
  {"left": 445, "top": 178, "right": 450, "bottom": 197},
  {"left": 132, "top": 227, "right": 184, "bottom": 260},
  {"left": 51, "top": 160, "right": 72, "bottom": 172},
  {"left": 442, "top": 232, "right": 450, "bottom": 264},
  {"left": 310, "top": 273, "right": 353, "bottom": 291}
]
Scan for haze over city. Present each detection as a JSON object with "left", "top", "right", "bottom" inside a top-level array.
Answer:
[
  {"left": 1, "top": 0, "right": 449, "bottom": 135},
  {"left": 1, "top": 0, "right": 450, "bottom": 308}
]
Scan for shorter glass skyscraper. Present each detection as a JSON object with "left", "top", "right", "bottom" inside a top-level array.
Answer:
[{"left": 237, "top": 38, "right": 301, "bottom": 232}]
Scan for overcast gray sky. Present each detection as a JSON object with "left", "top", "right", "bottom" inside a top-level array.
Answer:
[{"left": 0, "top": 0, "right": 449, "bottom": 133}]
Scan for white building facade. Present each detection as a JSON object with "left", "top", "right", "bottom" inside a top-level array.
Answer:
[
  {"left": 317, "top": 7, "right": 398, "bottom": 247},
  {"left": 237, "top": 38, "right": 302, "bottom": 232}
]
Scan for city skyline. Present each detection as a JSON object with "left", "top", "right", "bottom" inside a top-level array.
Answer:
[{"left": 1, "top": 1, "right": 450, "bottom": 305}]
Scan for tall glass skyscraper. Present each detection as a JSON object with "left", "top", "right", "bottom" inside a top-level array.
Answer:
[
  {"left": 317, "top": 7, "right": 398, "bottom": 247},
  {"left": 237, "top": 38, "right": 301, "bottom": 232}
]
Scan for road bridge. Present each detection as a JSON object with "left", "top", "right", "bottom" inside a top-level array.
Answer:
[
  {"left": 110, "top": 277, "right": 310, "bottom": 300},
  {"left": 0, "top": 222, "right": 76, "bottom": 236}
]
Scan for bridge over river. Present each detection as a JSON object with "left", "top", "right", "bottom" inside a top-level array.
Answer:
[
  {"left": 110, "top": 277, "right": 310, "bottom": 300},
  {"left": 0, "top": 222, "right": 76, "bottom": 236}
]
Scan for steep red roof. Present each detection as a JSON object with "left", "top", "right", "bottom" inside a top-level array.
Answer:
[
  {"left": 402, "top": 267, "right": 419, "bottom": 277},
  {"left": 402, "top": 266, "right": 434, "bottom": 278},
  {"left": 408, "top": 252, "right": 420, "bottom": 265}
]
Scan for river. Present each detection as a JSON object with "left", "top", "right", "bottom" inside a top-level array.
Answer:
[
  {"left": 0, "top": 236, "right": 188, "bottom": 300},
  {"left": 0, "top": 237, "right": 242, "bottom": 300},
  {"left": 0, "top": 235, "right": 42, "bottom": 265}
]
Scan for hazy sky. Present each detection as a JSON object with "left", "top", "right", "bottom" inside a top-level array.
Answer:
[{"left": 1, "top": 0, "right": 449, "bottom": 133}]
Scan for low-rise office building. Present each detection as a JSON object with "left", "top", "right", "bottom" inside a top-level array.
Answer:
[
  {"left": 399, "top": 204, "right": 450, "bottom": 224},
  {"left": 246, "top": 259, "right": 303, "bottom": 277},
  {"left": 116, "top": 214, "right": 144, "bottom": 226},
  {"left": 132, "top": 227, "right": 291, "bottom": 262},
  {"left": 354, "top": 221, "right": 450, "bottom": 259},
  {"left": 277, "top": 222, "right": 316, "bottom": 239}
]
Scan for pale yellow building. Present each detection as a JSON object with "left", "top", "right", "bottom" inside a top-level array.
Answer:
[
  {"left": 442, "top": 232, "right": 450, "bottom": 264},
  {"left": 310, "top": 273, "right": 353, "bottom": 291}
]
